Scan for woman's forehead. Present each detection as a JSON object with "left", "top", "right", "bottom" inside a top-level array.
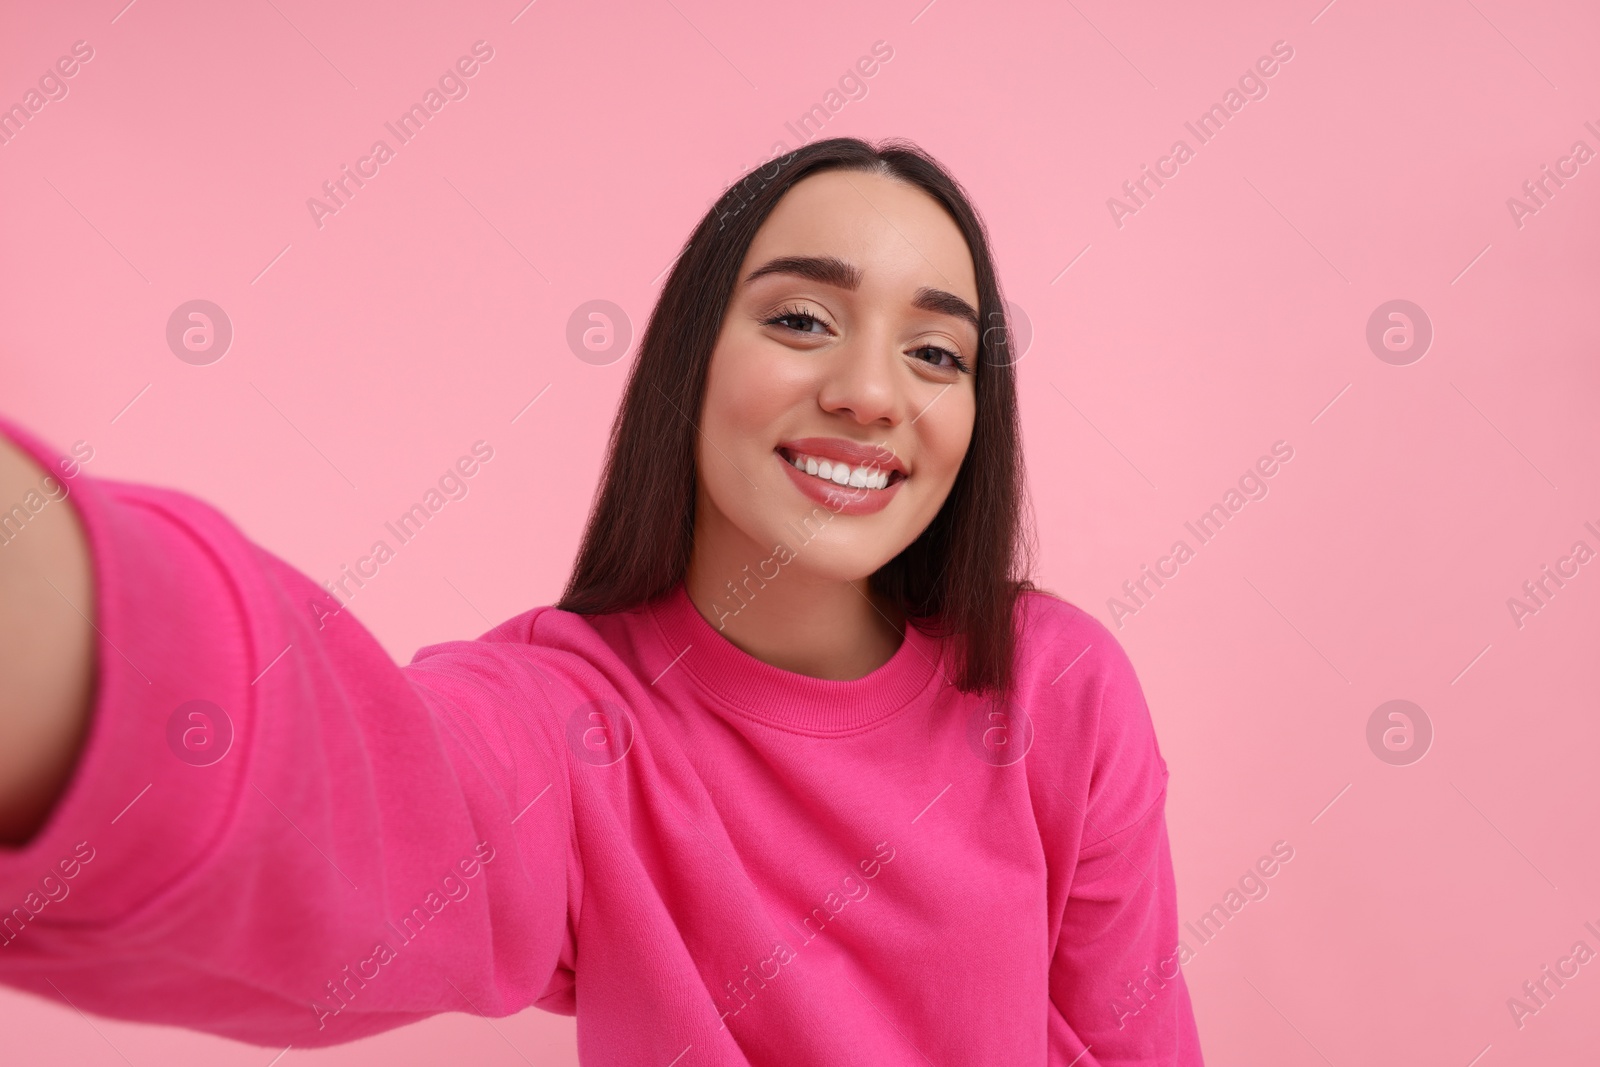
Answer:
[{"left": 744, "top": 170, "right": 978, "bottom": 305}]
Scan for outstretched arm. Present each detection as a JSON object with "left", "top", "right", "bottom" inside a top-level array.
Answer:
[
  {"left": 0, "top": 415, "right": 581, "bottom": 1047},
  {"left": 0, "top": 431, "right": 96, "bottom": 846}
]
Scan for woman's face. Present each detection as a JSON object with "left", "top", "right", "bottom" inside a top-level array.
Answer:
[{"left": 693, "top": 168, "right": 980, "bottom": 584}]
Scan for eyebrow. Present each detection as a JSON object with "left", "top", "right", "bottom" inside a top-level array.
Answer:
[{"left": 744, "top": 254, "right": 980, "bottom": 332}]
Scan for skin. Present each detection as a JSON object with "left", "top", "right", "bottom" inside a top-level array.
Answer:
[
  {"left": 0, "top": 437, "right": 96, "bottom": 845},
  {"left": 684, "top": 169, "right": 980, "bottom": 679},
  {"left": 0, "top": 168, "right": 982, "bottom": 842}
]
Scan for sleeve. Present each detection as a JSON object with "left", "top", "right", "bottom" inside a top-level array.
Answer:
[
  {"left": 1045, "top": 613, "right": 1204, "bottom": 1066},
  {"left": 0, "top": 414, "right": 579, "bottom": 1047}
]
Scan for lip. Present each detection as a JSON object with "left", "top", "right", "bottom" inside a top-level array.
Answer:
[
  {"left": 776, "top": 437, "right": 907, "bottom": 476},
  {"left": 777, "top": 452, "right": 904, "bottom": 516}
]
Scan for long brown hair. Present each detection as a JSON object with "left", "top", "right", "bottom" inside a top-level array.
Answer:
[{"left": 557, "top": 136, "right": 1035, "bottom": 697}]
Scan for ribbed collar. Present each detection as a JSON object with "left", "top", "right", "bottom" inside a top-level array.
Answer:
[{"left": 645, "top": 581, "right": 946, "bottom": 736}]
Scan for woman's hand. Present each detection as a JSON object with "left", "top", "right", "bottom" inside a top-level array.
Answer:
[{"left": 0, "top": 433, "right": 96, "bottom": 846}]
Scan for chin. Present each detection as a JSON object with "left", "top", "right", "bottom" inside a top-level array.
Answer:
[
  {"left": 793, "top": 548, "right": 894, "bottom": 586},
  {"left": 746, "top": 515, "right": 906, "bottom": 584}
]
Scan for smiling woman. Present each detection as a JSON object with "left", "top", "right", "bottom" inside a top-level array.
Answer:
[
  {"left": 0, "top": 137, "right": 1202, "bottom": 1064},
  {"left": 562, "top": 145, "right": 1028, "bottom": 691}
]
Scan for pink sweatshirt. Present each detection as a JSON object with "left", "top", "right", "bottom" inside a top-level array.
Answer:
[{"left": 0, "top": 415, "right": 1203, "bottom": 1065}]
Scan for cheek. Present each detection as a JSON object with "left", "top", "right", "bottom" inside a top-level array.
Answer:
[
  {"left": 694, "top": 339, "right": 797, "bottom": 514},
  {"left": 918, "top": 390, "right": 976, "bottom": 488},
  {"left": 702, "top": 337, "right": 812, "bottom": 455}
]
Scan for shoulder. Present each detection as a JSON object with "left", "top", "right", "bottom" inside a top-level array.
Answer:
[
  {"left": 1010, "top": 587, "right": 1170, "bottom": 836},
  {"left": 1012, "top": 587, "right": 1144, "bottom": 700},
  {"left": 417, "top": 602, "right": 629, "bottom": 659},
  {"left": 1013, "top": 586, "right": 1109, "bottom": 642},
  {"left": 401, "top": 605, "right": 646, "bottom": 774},
  {"left": 407, "top": 602, "right": 653, "bottom": 714},
  {"left": 402, "top": 605, "right": 600, "bottom": 704}
]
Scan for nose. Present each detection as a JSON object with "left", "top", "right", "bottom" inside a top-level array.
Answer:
[{"left": 815, "top": 329, "right": 901, "bottom": 427}]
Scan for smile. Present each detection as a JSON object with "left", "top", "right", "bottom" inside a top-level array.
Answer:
[
  {"left": 772, "top": 445, "right": 907, "bottom": 518},
  {"left": 779, "top": 449, "right": 897, "bottom": 490}
]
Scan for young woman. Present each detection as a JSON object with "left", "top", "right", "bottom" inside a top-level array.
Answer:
[{"left": 0, "top": 137, "right": 1203, "bottom": 1064}]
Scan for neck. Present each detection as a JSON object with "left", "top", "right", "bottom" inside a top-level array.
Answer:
[{"left": 683, "top": 513, "right": 905, "bottom": 681}]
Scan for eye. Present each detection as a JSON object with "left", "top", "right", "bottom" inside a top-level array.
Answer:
[
  {"left": 911, "top": 344, "right": 971, "bottom": 374},
  {"left": 761, "top": 304, "right": 831, "bottom": 336}
]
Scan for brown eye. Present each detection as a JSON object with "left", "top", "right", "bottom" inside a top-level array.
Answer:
[
  {"left": 762, "top": 305, "right": 830, "bottom": 336},
  {"left": 911, "top": 344, "right": 971, "bottom": 373}
]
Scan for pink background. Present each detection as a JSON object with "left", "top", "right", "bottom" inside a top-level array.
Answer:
[{"left": 3, "top": 0, "right": 1598, "bottom": 1063}]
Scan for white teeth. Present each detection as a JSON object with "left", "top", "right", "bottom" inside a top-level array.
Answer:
[{"left": 782, "top": 451, "right": 897, "bottom": 491}]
